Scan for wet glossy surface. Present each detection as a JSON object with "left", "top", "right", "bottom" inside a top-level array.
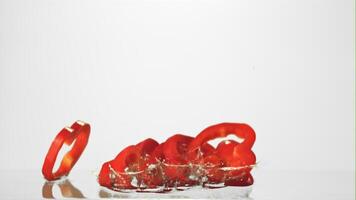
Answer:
[{"left": 0, "top": 169, "right": 353, "bottom": 199}]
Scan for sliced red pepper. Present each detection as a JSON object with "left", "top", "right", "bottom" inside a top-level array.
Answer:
[
  {"left": 162, "top": 135, "right": 215, "bottom": 186},
  {"left": 104, "top": 145, "right": 140, "bottom": 189},
  {"left": 201, "top": 154, "right": 225, "bottom": 183},
  {"left": 163, "top": 134, "right": 193, "bottom": 163},
  {"left": 110, "top": 138, "right": 159, "bottom": 173},
  {"left": 200, "top": 143, "right": 215, "bottom": 156},
  {"left": 216, "top": 140, "right": 256, "bottom": 171},
  {"left": 149, "top": 142, "right": 165, "bottom": 162},
  {"left": 215, "top": 139, "right": 255, "bottom": 186},
  {"left": 98, "top": 161, "right": 112, "bottom": 188},
  {"left": 216, "top": 140, "right": 240, "bottom": 157},
  {"left": 224, "top": 172, "right": 254, "bottom": 186},
  {"left": 162, "top": 134, "right": 193, "bottom": 186},
  {"left": 98, "top": 122, "right": 256, "bottom": 191},
  {"left": 42, "top": 121, "right": 90, "bottom": 181},
  {"left": 139, "top": 142, "right": 166, "bottom": 188},
  {"left": 99, "top": 139, "right": 159, "bottom": 190},
  {"left": 134, "top": 138, "right": 159, "bottom": 188},
  {"left": 136, "top": 138, "right": 159, "bottom": 155},
  {"left": 188, "top": 123, "right": 256, "bottom": 185},
  {"left": 135, "top": 138, "right": 159, "bottom": 171},
  {"left": 189, "top": 123, "right": 256, "bottom": 154}
]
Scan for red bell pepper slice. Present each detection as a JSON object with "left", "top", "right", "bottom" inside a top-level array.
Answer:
[
  {"left": 188, "top": 123, "right": 255, "bottom": 161},
  {"left": 161, "top": 134, "right": 194, "bottom": 186},
  {"left": 136, "top": 138, "right": 159, "bottom": 154},
  {"left": 101, "top": 145, "right": 140, "bottom": 189},
  {"left": 201, "top": 154, "right": 225, "bottom": 183},
  {"left": 189, "top": 123, "right": 256, "bottom": 152},
  {"left": 134, "top": 138, "right": 159, "bottom": 187},
  {"left": 224, "top": 172, "right": 254, "bottom": 186},
  {"left": 148, "top": 142, "right": 165, "bottom": 162},
  {"left": 139, "top": 142, "right": 166, "bottom": 188},
  {"left": 216, "top": 140, "right": 256, "bottom": 170},
  {"left": 98, "top": 161, "right": 112, "bottom": 188},
  {"left": 215, "top": 140, "right": 255, "bottom": 185},
  {"left": 162, "top": 134, "right": 216, "bottom": 186},
  {"left": 99, "top": 138, "right": 159, "bottom": 190},
  {"left": 188, "top": 123, "right": 256, "bottom": 185},
  {"left": 135, "top": 138, "right": 159, "bottom": 170},
  {"left": 216, "top": 140, "right": 240, "bottom": 157},
  {"left": 163, "top": 134, "right": 193, "bottom": 163},
  {"left": 110, "top": 139, "right": 159, "bottom": 173},
  {"left": 42, "top": 121, "right": 90, "bottom": 181}
]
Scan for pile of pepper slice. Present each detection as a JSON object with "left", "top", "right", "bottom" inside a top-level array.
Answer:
[
  {"left": 98, "top": 123, "right": 256, "bottom": 191},
  {"left": 42, "top": 121, "right": 256, "bottom": 192}
]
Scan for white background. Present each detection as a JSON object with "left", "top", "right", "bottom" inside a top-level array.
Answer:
[{"left": 0, "top": 0, "right": 354, "bottom": 176}]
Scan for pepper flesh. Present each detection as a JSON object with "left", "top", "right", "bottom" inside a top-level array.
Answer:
[
  {"left": 187, "top": 123, "right": 256, "bottom": 185},
  {"left": 98, "top": 122, "right": 256, "bottom": 191},
  {"left": 188, "top": 123, "right": 256, "bottom": 155},
  {"left": 42, "top": 121, "right": 90, "bottom": 181},
  {"left": 98, "top": 139, "right": 159, "bottom": 189},
  {"left": 162, "top": 134, "right": 195, "bottom": 186}
]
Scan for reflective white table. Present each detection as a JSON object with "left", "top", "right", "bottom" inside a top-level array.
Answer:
[{"left": 0, "top": 169, "right": 354, "bottom": 199}]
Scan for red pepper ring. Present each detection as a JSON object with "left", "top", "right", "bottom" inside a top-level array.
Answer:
[
  {"left": 188, "top": 123, "right": 256, "bottom": 160},
  {"left": 161, "top": 134, "right": 194, "bottom": 186},
  {"left": 42, "top": 121, "right": 90, "bottom": 181}
]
